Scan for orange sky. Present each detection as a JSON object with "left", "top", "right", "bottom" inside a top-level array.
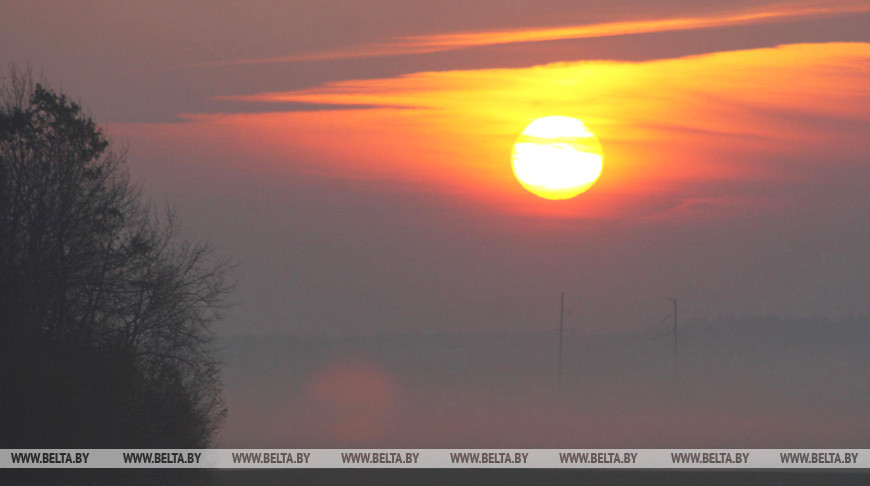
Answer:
[
  {"left": 123, "top": 42, "right": 870, "bottom": 220},
  {"left": 5, "top": 0, "right": 870, "bottom": 449},
  {"left": 8, "top": 0, "right": 867, "bottom": 337},
  {"left": 194, "top": 0, "right": 870, "bottom": 65}
]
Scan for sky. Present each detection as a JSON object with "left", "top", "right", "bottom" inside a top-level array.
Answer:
[
  {"left": 3, "top": 0, "right": 869, "bottom": 337},
  {"left": 3, "top": 0, "right": 870, "bottom": 447}
]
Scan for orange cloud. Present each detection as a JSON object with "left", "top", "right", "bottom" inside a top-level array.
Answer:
[
  {"left": 120, "top": 43, "right": 870, "bottom": 220},
  {"left": 193, "top": 2, "right": 870, "bottom": 66}
]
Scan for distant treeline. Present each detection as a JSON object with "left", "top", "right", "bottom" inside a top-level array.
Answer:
[{"left": 224, "top": 315, "right": 870, "bottom": 407}]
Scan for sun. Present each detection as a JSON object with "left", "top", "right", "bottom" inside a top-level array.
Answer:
[{"left": 511, "top": 116, "right": 603, "bottom": 200}]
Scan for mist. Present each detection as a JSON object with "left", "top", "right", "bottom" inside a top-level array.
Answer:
[{"left": 219, "top": 316, "right": 869, "bottom": 448}]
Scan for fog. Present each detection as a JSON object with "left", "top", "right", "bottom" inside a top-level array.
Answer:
[{"left": 219, "top": 316, "right": 869, "bottom": 448}]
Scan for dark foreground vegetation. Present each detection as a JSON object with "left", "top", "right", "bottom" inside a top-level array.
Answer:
[{"left": 0, "top": 67, "right": 230, "bottom": 460}]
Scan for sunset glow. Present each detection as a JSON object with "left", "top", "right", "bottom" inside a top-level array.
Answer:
[
  {"left": 167, "top": 42, "right": 870, "bottom": 219},
  {"left": 511, "top": 116, "right": 603, "bottom": 200},
  {"left": 5, "top": 0, "right": 870, "bottom": 461},
  {"left": 192, "top": 2, "right": 870, "bottom": 66}
]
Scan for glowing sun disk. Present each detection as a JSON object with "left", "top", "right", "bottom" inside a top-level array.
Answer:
[{"left": 511, "top": 116, "right": 603, "bottom": 200}]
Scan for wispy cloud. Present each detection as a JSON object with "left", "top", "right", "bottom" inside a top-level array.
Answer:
[
  {"left": 192, "top": 2, "right": 870, "bottom": 67},
  {"left": 155, "top": 43, "right": 870, "bottom": 220}
]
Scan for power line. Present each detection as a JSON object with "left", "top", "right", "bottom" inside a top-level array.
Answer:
[
  {"left": 666, "top": 298, "right": 678, "bottom": 378},
  {"left": 559, "top": 292, "right": 565, "bottom": 389}
]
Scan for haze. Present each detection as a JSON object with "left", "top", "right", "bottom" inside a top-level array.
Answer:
[{"left": 3, "top": 0, "right": 869, "bottom": 447}]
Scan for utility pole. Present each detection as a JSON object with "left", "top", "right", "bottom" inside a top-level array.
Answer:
[
  {"left": 666, "top": 298, "right": 678, "bottom": 378},
  {"left": 559, "top": 292, "right": 565, "bottom": 389}
]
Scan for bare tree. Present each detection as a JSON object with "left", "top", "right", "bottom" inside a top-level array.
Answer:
[{"left": 0, "top": 66, "right": 231, "bottom": 448}]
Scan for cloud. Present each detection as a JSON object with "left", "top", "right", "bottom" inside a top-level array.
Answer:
[
  {"left": 118, "top": 43, "right": 870, "bottom": 221},
  {"left": 191, "top": 2, "right": 870, "bottom": 67}
]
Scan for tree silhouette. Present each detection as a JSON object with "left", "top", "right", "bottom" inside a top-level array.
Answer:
[{"left": 0, "top": 67, "right": 230, "bottom": 449}]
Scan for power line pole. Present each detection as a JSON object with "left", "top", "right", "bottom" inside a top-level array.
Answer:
[
  {"left": 666, "top": 298, "right": 678, "bottom": 378},
  {"left": 559, "top": 292, "right": 565, "bottom": 389}
]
